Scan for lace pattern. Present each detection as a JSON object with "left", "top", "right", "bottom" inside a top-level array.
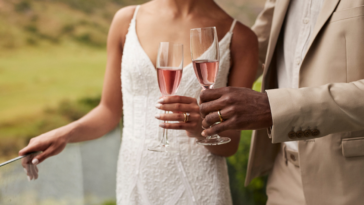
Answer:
[{"left": 117, "top": 6, "right": 236, "bottom": 205}]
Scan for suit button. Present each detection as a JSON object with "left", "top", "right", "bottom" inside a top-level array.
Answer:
[
  {"left": 296, "top": 130, "right": 303, "bottom": 138},
  {"left": 303, "top": 129, "right": 312, "bottom": 137},
  {"left": 288, "top": 131, "right": 296, "bottom": 139},
  {"left": 312, "top": 129, "right": 320, "bottom": 136}
]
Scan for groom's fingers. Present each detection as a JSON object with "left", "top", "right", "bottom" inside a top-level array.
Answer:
[
  {"left": 202, "top": 112, "right": 220, "bottom": 128},
  {"left": 199, "top": 87, "right": 226, "bottom": 103},
  {"left": 202, "top": 108, "right": 232, "bottom": 128},
  {"left": 201, "top": 120, "right": 232, "bottom": 137},
  {"left": 199, "top": 98, "right": 225, "bottom": 118}
]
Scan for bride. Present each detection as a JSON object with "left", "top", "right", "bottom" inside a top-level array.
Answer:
[{"left": 19, "top": 0, "right": 258, "bottom": 204}]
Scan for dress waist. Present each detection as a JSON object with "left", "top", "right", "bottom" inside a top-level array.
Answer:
[{"left": 122, "top": 126, "right": 192, "bottom": 144}]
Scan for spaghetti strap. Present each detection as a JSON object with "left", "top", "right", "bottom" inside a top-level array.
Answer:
[
  {"left": 229, "top": 19, "right": 237, "bottom": 33},
  {"left": 132, "top": 5, "right": 140, "bottom": 21},
  {"left": 118, "top": 3, "right": 234, "bottom": 204}
]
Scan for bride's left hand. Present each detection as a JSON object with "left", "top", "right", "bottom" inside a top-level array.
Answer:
[{"left": 155, "top": 96, "right": 203, "bottom": 139}]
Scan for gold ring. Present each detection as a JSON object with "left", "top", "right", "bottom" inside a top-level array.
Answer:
[
  {"left": 184, "top": 113, "right": 190, "bottom": 123},
  {"left": 217, "top": 110, "right": 224, "bottom": 122}
]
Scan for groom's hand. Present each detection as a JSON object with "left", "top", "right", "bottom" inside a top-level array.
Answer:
[{"left": 199, "top": 87, "right": 273, "bottom": 137}]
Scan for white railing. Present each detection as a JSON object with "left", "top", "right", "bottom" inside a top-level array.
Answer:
[{"left": 0, "top": 128, "right": 121, "bottom": 205}]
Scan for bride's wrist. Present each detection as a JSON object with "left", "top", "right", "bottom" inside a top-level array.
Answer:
[{"left": 60, "top": 122, "right": 80, "bottom": 143}]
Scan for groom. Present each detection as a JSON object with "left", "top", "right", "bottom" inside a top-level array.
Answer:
[{"left": 199, "top": 0, "right": 364, "bottom": 204}]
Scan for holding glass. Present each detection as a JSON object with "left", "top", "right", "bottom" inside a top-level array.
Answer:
[
  {"left": 148, "top": 42, "right": 183, "bottom": 152},
  {"left": 190, "top": 27, "right": 231, "bottom": 145}
]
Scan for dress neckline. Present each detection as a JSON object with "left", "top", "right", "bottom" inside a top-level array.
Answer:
[{"left": 131, "top": 6, "right": 236, "bottom": 73}]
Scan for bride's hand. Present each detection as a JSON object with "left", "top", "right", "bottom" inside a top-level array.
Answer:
[
  {"left": 19, "top": 127, "right": 71, "bottom": 180},
  {"left": 155, "top": 96, "right": 203, "bottom": 139}
]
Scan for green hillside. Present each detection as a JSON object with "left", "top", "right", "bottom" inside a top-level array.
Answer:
[
  {"left": 0, "top": 0, "right": 147, "bottom": 123},
  {"left": 0, "top": 0, "right": 264, "bottom": 51},
  {"left": 0, "top": 0, "right": 146, "bottom": 50}
]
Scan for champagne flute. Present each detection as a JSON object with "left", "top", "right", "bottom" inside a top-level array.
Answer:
[
  {"left": 190, "top": 27, "right": 231, "bottom": 145},
  {"left": 148, "top": 42, "right": 184, "bottom": 152}
]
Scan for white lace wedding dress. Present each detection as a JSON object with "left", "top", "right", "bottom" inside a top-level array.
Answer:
[{"left": 117, "top": 6, "right": 237, "bottom": 205}]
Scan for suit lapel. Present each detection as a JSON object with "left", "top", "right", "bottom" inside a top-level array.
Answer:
[
  {"left": 304, "top": 0, "right": 340, "bottom": 58},
  {"left": 262, "top": 0, "right": 290, "bottom": 89},
  {"left": 263, "top": 0, "right": 341, "bottom": 89}
]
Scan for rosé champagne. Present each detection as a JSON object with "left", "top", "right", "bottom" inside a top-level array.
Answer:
[
  {"left": 192, "top": 60, "right": 219, "bottom": 89},
  {"left": 157, "top": 67, "right": 183, "bottom": 96},
  {"left": 189, "top": 27, "right": 231, "bottom": 146}
]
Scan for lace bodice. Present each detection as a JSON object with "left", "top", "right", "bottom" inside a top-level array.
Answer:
[{"left": 116, "top": 6, "right": 236, "bottom": 205}]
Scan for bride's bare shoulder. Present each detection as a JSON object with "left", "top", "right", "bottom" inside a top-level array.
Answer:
[
  {"left": 111, "top": 2, "right": 153, "bottom": 35},
  {"left": 109, "top": 6, "right": 139, "bottom": 45},
  {"left": 113, "top": 1, "right": 153, "bottom": 23},
  {"left": 233, "top": 21, "right": 257, "bottom": 43},
  {"left": 231, "top": 21, "right": 258, "bottom": 53},
  {"left": 113, "top": 5, "right": 137, "bottom": 25}
]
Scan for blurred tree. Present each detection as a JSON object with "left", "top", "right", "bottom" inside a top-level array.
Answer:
[
  {"left": 227, "top": 130, "right": 268, "bottom": 205},
  {"left": 102, "top": 200, "right": 117, "bottom": 205},
  {"left": 40, "top": 0, "right": 149, "bottom": 13},
  {"left": 226, "top": 78, "right": 267, "bottom": 205},
  {"left": 14, "top": 0, "right": 32, "bottom": 13}
]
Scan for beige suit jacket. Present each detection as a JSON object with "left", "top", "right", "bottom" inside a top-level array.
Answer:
[{"left": 246, "top": 0, "right": 364, "bottom": 204}]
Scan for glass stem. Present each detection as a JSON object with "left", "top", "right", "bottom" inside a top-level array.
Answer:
[
  {"left": 200, "top": 89, "right": 220, "bottom": 140},
  {"left": 209, "top": 131, "right": 220, "bottom": 139},
  {"left": 161, "top": 110, "right": 169, "bottom": 146},
  {"left": 207, "top": 127, "right": 220, "bottom": 140}
]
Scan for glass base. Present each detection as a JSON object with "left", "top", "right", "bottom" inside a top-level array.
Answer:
[
  {"left": 148, "top": 144, "right": 177, "bottom": 153},
  {"left": 196, "top": 137, "right": 231, "bottom": 146}
]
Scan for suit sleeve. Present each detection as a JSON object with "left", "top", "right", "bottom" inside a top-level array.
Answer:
[
  {"left": 266, "top": 80, "right": 364, "bottom": 143},
  {"left": 251, "top": 0, "right": 276, "bottom": 79}
]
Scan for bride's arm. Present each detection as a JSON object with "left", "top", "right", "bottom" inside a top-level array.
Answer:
[{"left": 19, "top": 6, "right": 137, "bottom": 165}]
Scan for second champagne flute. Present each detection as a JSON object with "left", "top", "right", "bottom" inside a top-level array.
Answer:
[
  {"left": 148, "top": 42, "right": 184, "bottom": 152},
  {"left": 190, "top": 27, "right": 231, "bottom": 146}
]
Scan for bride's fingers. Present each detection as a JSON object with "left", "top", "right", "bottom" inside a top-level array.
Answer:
[
  {"left": 156, "top": 103, "right": 199, "bottom": 113},
  {"left": 160, "top": 122, "right": 197, "bottom": 130},
  {"left": 156, "top": 113, "right": 200, "bottom": 121},
  {"left": 30, "top": 165, "right": 38, "bottom": 180},
  {"left": 158, "top": 96, "right": 197, "bottom": 104},
  {"left": 21, "top": 156, "right": 32, "bottom": 169},
  {"left": 26, "top": 164, "right": 34, "bottom": 180}
]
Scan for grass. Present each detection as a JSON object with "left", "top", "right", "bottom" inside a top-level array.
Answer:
[
  {"left": 0, "top": 44, "right": 106, "bottom": 123},
  {"left": 0, "top": 0, "right": 128, "bottom": 124}
]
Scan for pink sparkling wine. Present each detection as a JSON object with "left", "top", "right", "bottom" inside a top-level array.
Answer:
[
  {"left": 192, "top": 60, "right": 219, "bottom": 89},
  {"left": 157, "top": 67, "right": 183, "bottom": 96}
]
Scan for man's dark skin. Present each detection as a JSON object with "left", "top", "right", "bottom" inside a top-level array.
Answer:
[{"left": 199, "top": 87, "right": 273, "bottom": 137}]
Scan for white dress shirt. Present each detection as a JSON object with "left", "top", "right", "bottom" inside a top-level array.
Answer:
[{"left": 276, "top": 0, "right": 324, "bottom": 151}]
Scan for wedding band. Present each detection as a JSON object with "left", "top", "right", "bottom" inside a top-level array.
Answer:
[
  {"left": 184, "top": 113, "right": 190, "bottom": 123},
  {"left": 217, "top": 110, "right": 224, "bottom": 122}
]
